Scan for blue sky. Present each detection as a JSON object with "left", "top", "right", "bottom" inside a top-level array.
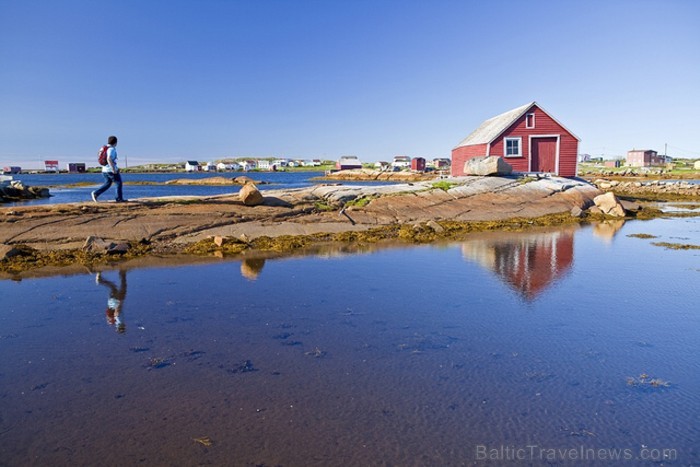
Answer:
[{"left": 1, "top": 0, "right": 699, "bottom": 168}]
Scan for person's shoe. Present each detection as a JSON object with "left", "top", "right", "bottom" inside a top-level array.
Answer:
[
  {"left": 91, "top": 191, "right": 98, "bottom": 203},
  {"left": 115, "top": 198, "right": 128, "bottom": 203}
]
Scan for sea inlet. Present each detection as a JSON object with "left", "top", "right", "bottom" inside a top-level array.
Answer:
[{"left": 1, "top": 216, "right": 698, "bottom": 465}]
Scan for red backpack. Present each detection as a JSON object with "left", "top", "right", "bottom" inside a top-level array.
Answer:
[{"left": 98, "top": 145, "right": 109, "bottom": 166}]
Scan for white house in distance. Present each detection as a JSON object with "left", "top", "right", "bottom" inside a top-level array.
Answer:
[
  {"left": 336, "top": 156, "right": 362, "bottom": 170},
  {"left": 392, "top": 155, "right": 411, "bottom": 169},
  {"left": 217, "top": 162, "right": 242, "bottom": 171},
  {"left": 185, "top": 161, "right": 200, "bottom": 172},
  {"left": 202, "top": 162, "right": 217, "bottom": 172}
]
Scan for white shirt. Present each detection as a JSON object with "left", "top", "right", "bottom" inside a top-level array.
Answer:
[{"left": 102, "top": 146, "right": 119, "bottom": 173}]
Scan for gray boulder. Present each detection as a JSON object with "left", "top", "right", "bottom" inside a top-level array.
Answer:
[{"left": 464, "top": 156, "right": 513, "bottom": 176}]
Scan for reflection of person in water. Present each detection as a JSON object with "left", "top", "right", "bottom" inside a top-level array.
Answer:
[{"left": 96, "top": 270, "right": 127, "bottom": 333}]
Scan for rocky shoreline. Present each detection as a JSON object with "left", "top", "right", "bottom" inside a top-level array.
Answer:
[
  {"left": 0, "top": 178, "right": 51, "bottom": 203},
  {"left": 0, "top": 174, "right": 695, "bottom": 277}
]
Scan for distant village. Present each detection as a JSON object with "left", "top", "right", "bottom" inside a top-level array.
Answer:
[
  {"left": 1, "top": 155, "right": 453, "bottom": 175},
  {"left": 3, "top": 102, "right": 699, "bottom": 176},
  {"left": 3, "top": 149, "right": 697, "bottom": 177}
]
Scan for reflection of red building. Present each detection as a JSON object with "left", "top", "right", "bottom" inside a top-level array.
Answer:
[{"left": 461, "top": 228, "right": 575, "bottom": 300}]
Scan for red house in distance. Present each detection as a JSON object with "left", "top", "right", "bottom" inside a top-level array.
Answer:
[{"left": 451, "top": 102, "right": 580, "bottom": 177}]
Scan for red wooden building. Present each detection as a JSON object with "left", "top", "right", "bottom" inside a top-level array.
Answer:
[{"left": 451, "top": 102, "right": 580, "bottom": 177}]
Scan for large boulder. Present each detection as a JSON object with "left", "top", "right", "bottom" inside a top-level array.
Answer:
[
  {"left": 593, "top": 191, "right": 626, "bottom": 217},
  {"left": 464, "top": 156, "right": 513, "bottom": 176},
  {"left": 239, "top": 183, "right": 264, "bottom": 206}
]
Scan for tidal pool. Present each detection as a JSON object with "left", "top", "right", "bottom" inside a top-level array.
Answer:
[{"left": 1, "top": 217, "right": 698, "bottom": 465}]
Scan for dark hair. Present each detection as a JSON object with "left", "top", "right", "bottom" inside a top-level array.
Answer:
[{"left": 107, "top": 136, "right": 118, "bottom": 145}]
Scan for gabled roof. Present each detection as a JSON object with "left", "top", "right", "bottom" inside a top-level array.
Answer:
[
  {"left": 454, "top": 101, "right": 580, "bottom": 149},
  {"left": 186, "top": 160, "right": 199, "bottom": 165}
]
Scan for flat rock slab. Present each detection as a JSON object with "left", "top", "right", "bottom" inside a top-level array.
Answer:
[{"left": 0, "top": 177, "right": 600, "bottom": 251}]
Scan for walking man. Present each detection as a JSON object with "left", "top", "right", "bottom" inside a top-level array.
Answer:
[{"left": 92, "top": 135, "right": 126, "bottom": 202}]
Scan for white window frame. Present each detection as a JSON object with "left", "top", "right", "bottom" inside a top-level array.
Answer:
[
  {"left": 504, "top": 137, "right": 522, "bottom": 158},
  {"left": 526, "top": 112, "right": 535, "bottom": 129}
]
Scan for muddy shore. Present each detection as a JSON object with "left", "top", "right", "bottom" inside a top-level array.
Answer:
[{"left": 0, "top": 175, "right": 692, "bottom": 277}]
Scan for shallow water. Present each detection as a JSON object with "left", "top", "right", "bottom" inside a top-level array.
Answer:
[
  {"left": 5, "top": 172, "right": 396, "bottom": 206},
  {"left": 1, "top": 218, "right": 698, "bottom": 465}
]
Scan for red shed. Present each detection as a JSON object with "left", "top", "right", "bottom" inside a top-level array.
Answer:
[
  {"left": 451, "top": 102, "right": 580, "bottom": 177},
  {"left": 411, "top": 157, "right": 426, "bottom": 171}
]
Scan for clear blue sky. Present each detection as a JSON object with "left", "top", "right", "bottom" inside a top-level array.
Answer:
[{"left": 1, "top": 0, "right": 699, "bottom": 168}]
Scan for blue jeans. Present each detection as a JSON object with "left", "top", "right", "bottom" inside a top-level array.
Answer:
[{"left": 94, "top": 172, "right": 123, "bottom": 201}]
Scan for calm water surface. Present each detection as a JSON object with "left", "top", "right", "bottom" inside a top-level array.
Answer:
[
  {"left": 0, "top": 217, "right": 698, "bottom": 466},
  {"left": 6, "top": 172, "right": 395, "bottom": 206}
]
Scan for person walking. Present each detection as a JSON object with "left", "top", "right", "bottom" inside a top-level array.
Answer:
[{"left": 91, "top": 135, "right": 126, "bottom": 202}]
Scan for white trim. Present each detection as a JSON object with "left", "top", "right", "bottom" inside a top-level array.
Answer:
[
  {"left": 527, "top": 134, "right": 561, "bottom": 174},
  {"left": 503, "top": 137, "right": 522, "bottom": 158},
  {"left": 526, "top": 112, "right": 535, "bottom": 129}
]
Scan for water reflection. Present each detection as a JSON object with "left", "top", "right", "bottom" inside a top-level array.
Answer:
[
  {"left": 592, "top": 219, "right": 626, "bottom": 243},
  {"left": 240, "top": 257, "right": 265, "bottom": 280},
  {"left": 460, "top": 227, "right": 576, "bottom": 300},
  {"left": 96, "top": 270, "right": 127, "bottom": 333}
]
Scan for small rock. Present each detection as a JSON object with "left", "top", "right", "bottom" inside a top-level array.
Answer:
[
  {"left": 0, "top": 244, "right": 22, "bottom": 261},
  {"left": 587, "top": 206, "right": 603, "bottom": 215},
  {"left": 619, "top": 199, "right": 642, "bottom": 212},
  {"left": 83, "top": 236, "right": 111, "bottom": 253},
  {"left": 213, "top": 236, "right": 224, "bottom": 247},
  {"left": 107, "top": 243, "right": 130, "bottom": 255},
  {"left": 570, "top": 206, "right": 584, "bottom": 218},
  {"left": 426, "top": 220, "right": 444, "bottom": 233}
]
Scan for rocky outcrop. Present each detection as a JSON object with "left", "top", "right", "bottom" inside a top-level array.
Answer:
[
  {"left": 589, "top": 178, "right": 700, "bottom": 197},
  {"left": 0, "top": 180, "right": 51, "bottom": 203},
  {"left": 0, "top": 176, "right": 600, "bottom": 252},
  {"left": 463, "top": 156, "right": 513, "bottom": 176},
  {"left": 319, "top": 169, "right": 435, "bottom": 182}
]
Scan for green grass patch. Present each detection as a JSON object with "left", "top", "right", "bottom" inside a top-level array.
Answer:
[{"left": 431, "top": 181, "right": 458, "bottom": 191}]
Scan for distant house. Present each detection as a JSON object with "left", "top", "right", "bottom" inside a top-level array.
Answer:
[
  {"left": 216, "top": 162, "right": 241, "bottom": 171},
  {"left": 257, "top": 160, "right": 271, "bottom": 170},
  {"left": 452, "top": 101, "right": 580, "bottom": 177},
  {"left": 604, "top": 160, "right": 621, "bottom": 168},
  {"left": 44, "top": 160, "right": 59, "bottom": 172},
  {"left": 626, "top": 149, "right": 664, "bottom": 167},
  {"left": 336, "top": 156, "right": 362, "bottom": 170},
  {"left": 392, "top": 155, "right": 411, "bottom": 169},
  {"left": 411, "top": 157, "right": 426, "bottom": 171},
  {"left": 579, "top": 154, "right": 592, "bottom": 163},
  {"left": 202, "top": 162, "right": 217, "bottom": 172},
  {"left": 67, "top": 163, "right": 86, "bottom": 173},
  {"left": 240, "top": 160, "right": 257, "bottom": 171},
  {"left": 311, "top": 159, "right": 322, "bottom": 166},
  {"left": 432, "top": 158, "right": 451, "bottom": 169},
  {"left": 2, "top": 166, "right": 21, "bottom": 174},
  {"left": 185, "top": 161, "right": 201, "bottom": 172}
]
